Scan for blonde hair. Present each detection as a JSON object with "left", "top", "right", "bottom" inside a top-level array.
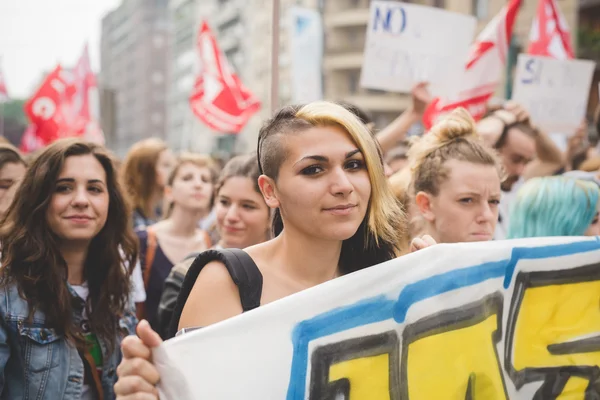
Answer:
[
  {"left": 257, "top": 102, "right": 406, "bottom": 270},
  {"left": 409, "top": 108, "right": 503, "bottom": 195},
  {"left": 163, "top": 153, "right": 218, "bottom": 219},
  {"left": 120, "top": 138, "right": 168, "bottom": 219}
]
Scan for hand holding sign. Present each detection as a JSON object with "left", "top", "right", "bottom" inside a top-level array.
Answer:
[
  {"left": 512, "top": 55, "right": 595, "bottom": 134},
  {"left": 360, "top": 1, "right": 476, "bottom": 98}
]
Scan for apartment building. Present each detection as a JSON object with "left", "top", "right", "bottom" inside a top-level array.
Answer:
[{"left": 100, "top": 0, "right": 169, "bottom": 157}]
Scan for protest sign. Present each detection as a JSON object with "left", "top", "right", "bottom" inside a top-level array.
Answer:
[
  {"left": 360, "top": 1, "right": 476, "bottom": 97},
  {"left": 154, "top": 237, "right": 600, "bottom": 399},
  {"left": 289, "top": 7, "right": 323, "bottom": 103},
  {"left": 512, "top": 54, "right": 594, "bottom": 134}
]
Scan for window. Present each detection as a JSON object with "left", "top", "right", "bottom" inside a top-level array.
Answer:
[
  {"left": 152, "top": 72, "right": 164, "bottom": 84},
  {"left": 472, "top": 0, "right": 488, "bottom": 20},
  {"left": 348, "top": 71, "right": 360, "bottom": 94}
]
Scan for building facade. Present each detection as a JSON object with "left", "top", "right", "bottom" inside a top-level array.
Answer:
[{"left": 100, "top": 0, "right": 169, "bottom": 157}]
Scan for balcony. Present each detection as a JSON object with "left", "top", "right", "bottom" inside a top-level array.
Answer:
[
  {"left": 324, "top": 8, "right": 369, "bottom": 28},
  {"left": 341, "top": 93, "right": 411, "bottom": 113},
  {"left": 324, "top": 52, "right": 363, "bottom": 70},
  {"left": 216, "top": 2, "right": 241, "bottom": 28}
]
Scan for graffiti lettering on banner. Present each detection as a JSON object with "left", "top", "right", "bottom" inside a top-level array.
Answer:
[{"left": 154, "top": 237, "right": 600, "bottom": 399}]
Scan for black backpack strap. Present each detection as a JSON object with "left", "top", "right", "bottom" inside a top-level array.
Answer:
[{"left": 167, "top": 248, "right": 263, "bottom": 338}]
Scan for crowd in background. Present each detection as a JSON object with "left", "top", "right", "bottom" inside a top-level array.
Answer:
[{"left": 0, "top": 85, "right": 598, "bottom": 399}]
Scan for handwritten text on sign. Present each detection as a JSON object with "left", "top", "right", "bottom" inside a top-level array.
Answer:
[
  {"left": 512, "top": 55, "right": 595, "bottom": 134},
  {"left": 360, "top": 1, "right": 475, "bottom": 97}
]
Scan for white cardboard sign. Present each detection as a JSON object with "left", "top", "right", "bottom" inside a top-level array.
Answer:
[
  {"left": 154, "top": 237, "right": 600, "bottom": 399},
  {"left": 512, "top": 54, "right": 595, "bottom": 134},
  {"left": 360, "top": 1, "right": 476, "bottom": 97}
]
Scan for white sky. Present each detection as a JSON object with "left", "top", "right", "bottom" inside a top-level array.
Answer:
[{"left": 0, "top": 0, "right": 122, "bottom": 99}]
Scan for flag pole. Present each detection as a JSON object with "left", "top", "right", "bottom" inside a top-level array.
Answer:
[
  {"left": 0, "top": 102, "right": 4, "bottom": 138},
  {"left": 270, "top": 0, "right": 280, "bottom": 114}
]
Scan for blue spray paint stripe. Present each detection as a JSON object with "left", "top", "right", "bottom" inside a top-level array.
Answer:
[
  {"left": 393, "top": 260, "right": 507, "bottom": 323},
  {"left": 285, "top": 239, "right": 600, "bottom": 399},
  {"left": 502, "top": 239, "right": 600, "bottom": 288},
  {"left": 286, "top": 296, "right": 395, "bottom": 400}
]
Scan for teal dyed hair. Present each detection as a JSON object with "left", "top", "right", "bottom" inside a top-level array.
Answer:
[{"left": 508, "top": 177, "right": 600, "bottom": 238}]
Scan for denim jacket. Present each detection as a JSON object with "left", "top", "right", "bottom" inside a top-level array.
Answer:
[{"left": 0, "top": 282, "right": 137, "bottom": 400}]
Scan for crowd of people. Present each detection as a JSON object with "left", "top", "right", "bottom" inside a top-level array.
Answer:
[{"left": 0, "top": 84, "right": 598, "bottom": 399}]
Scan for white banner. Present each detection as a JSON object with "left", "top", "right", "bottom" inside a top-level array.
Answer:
[
  {"left": 512, "top": 54, "right": 595, "bottom": 134},
  {"left": 360, "top": 1, "right": 476, "bottom": 97},
  {"left": 289, "top": 7, "right": 323, "bottom": 103},
  {"left": 154, "top": 237, "right": 600, "bottom": 399}
]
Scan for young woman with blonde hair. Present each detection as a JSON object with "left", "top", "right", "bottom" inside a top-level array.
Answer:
[
  {"left": 121, "top": 138, "right": 175, "bottom": 229},
  {"left": 410, "top": 108, "right": 504, "bottom": 243},
  {"left": 136, "top": 153, "right": 216, "bottom": 329},
  {"left": 114, "top": 101, "right": 434, "bottom": 398}
]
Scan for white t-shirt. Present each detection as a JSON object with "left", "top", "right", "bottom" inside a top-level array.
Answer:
[
  {"left": 130, "top": 260, "right": 146, "bottom": 303},
  {"left": 72, "top": 283, "right": 101, "bottom": 400},
  {"left": 494, "top": 179, "right": 523, "bottom": 240}
]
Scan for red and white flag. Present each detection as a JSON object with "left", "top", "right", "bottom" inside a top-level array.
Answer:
[
  {"left": 0, "top": 59, "right": 9, "bottom": 102},
  {"left": 528, "top": 0, "right": 574, "bottom": 60},
  {"left": 21, "top": 45, "right": 104, "bottom": 152},
  {"left": 22, "top": 65, "right": 87, "bottom": 152},
  {"left": 72, "top": 44, "right": 105, "bottom": 144},
  {"left": 189, "top": 22, "right": 261, "bottom": 133},
  {"left": 423, "top": 0, "right": 522, "bottom": 129}
]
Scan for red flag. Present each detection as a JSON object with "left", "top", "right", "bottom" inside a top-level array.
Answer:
[
  {"left": 0, "top": 60, "right": 8, "bottom": 102},
  {"left": 72, "top": 45, "right": 105, "bottom": 145},
  {"left": 19, "top": 125, "right": 44, "bottom": 153},
  {"left": 423, "top": 0, "right": 522, "bottom": 129},
  {"left": 527, "top": 0, "right": 574, "bottom": 60},
  {"left": 189, "top": 22, "right": 261, "bottom": 133},
  {"left": 23, "top": 65, "right": 87, "bottom": 150}
]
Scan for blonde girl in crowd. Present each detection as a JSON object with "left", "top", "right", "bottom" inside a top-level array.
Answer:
[
  {"left": 136, "top": 154, "right": 216, "bottom": 329},
  {"left": 409, "top": 108, "right": 504, "bottom": 243},
  {"left": 155, "top": 153, "right": 271, "bottom": 338},
  {"left": 121, "top": 138, "right": 175, "bottom": 230},
  {"left": 0, "top": 139, "right": 137, "bottom": 399},
  {"left": 114, "top": 101, "right": 435, "bottom": 399},
  {"left": 0, "top": 144, "right": 27, "bottom": 220}
]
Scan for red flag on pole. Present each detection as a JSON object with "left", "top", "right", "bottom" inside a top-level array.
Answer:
[
  {"left": 423, "top": 0, "right": 523, "bottom": 130},
  {"left": 189, "top": 22, "right": 261, "bottom": 133},
  {"left": 73, "top": 44, "right": 105, "bottom": 144},
  {"left": 22, "top": 65, "right": 87, "bottom": 150},
  {"left": 21, "top": 45, "right": 104, "bottom": 153},
  {"left": 527, "top": 0, "right": 574, "bottom": 59},
  {"left": 0, "top": 60, "right": 8, "bottom": 102}
]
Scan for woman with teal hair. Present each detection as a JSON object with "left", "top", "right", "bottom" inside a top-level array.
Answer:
[{"left": 508, "top": 176, "right": 600, "bottom": 238}]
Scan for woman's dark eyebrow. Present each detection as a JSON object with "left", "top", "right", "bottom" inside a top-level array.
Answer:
[
  {"left": 345, "top": 149, "right": 361, "bottom": 159},
  {"left": 56, "top": 178, "right": 106, "bottom": 186},
  {"left": 294, "top": 149, "right": 361, "bottom": 167}
]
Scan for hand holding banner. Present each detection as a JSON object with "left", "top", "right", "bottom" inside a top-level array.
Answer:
[
  {"left": 153, "top": 237, "right": 600, "bottom": 399},
  {"left": 512, "top": 55, "right": 594, "bottom": 134},
  {"left": 360, "top": 1, "right": 476, "bottom": 98}
]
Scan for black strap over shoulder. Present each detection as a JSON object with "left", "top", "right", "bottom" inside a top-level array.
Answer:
[{"left": 167, "top": 248, "right": 263, "bottom": 338}]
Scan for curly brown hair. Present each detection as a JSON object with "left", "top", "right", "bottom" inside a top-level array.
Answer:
[{"left": 0, "top": 139, "right": 138, "bottom": 351}]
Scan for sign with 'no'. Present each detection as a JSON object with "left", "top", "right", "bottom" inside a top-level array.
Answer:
[
  {"left": 154, "top": 237, "right": 600, "bottom": 399},
  {"left": 360, "top": 1, "right": 476, "bottom": 97}
]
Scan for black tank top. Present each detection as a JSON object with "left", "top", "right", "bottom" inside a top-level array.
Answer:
[{"left": 168, "top": 249, "right": 263, "bottom": 338}]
